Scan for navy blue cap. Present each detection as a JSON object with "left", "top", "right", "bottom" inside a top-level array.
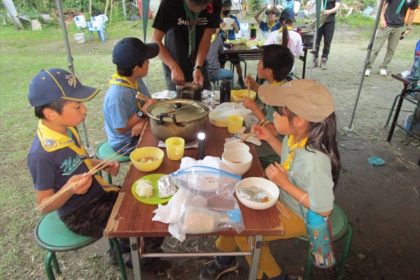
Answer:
[
  {"left": 112, "top": 37, "right": 159, "bottom": 69},
  {"left": 28, "top": 68, "right": 100, "bottom": 107}
]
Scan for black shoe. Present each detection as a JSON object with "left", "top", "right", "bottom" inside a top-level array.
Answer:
[{"left": 199, "top": 258, "right": 239, "bottom": 280}]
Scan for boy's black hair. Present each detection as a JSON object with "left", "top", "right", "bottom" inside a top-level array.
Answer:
[
  {"left": 34, "top": 98, "right": 69, "bottom": 119},
  {"left": 116, "top": 61, "right": 145, "bottom": 77},
  {"left": 261, "top": 45, "right": 294, "bottom": 82}
]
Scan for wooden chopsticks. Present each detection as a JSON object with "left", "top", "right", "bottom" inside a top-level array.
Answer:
[
  {"left": 36, "top": 143, "right": 131, "bottom": 212},
  {"left": 136, "top": 91, "right": 151, "bottom": 102}
]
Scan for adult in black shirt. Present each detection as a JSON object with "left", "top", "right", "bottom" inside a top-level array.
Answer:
[
  {"left": 365, "top": 0, "right": 418, "bottom": 76},
  {"left": 313, "top": 0, "right": 341, "bottom": 70},
  {"left": 152, "top": 0, "right": 222, "bottom": 90}
]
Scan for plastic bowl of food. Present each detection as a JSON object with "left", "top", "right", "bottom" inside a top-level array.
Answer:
[
  {"left": 235, "top": 177, "right": 279, "bottom": 210},
  {"left": 231, "top": 89, "right": 257, "bottom": 102},
  {"left": 221, "top": 149, "right": 252, "bottom": 175},
  {"left": 130, "top": 147, "right": 164, "bottom": 172}
]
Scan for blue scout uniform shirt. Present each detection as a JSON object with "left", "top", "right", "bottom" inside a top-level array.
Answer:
[
  {"left": 103, "top": 78, "right": 150, "bottom": 148},
  {"left": 28, "top": 132, "right": 105, "bottom": 217},
  {"left": 220, "top": 15, "right": 240, "bottom": 40},
  {"left": 259, "top": 21, "right": 281, "bottom": 32}
]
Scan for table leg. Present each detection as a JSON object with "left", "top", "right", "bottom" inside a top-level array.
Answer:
[
  {"left": 302, "top": 49, "right": 307, "bottom": 79},
  {"left": 130, "top": 237, "right": 142, "bottom": 280},
  {"left": 387, "top": 85, "right": 407, "bottom": 142},
  {"left": 249, "top": 235, "right": 263, "bottom": 280}
]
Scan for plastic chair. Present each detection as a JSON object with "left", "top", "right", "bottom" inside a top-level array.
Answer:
[
  {"left": 301, "top": 204, "right": 353, "bottom": 280},
  {"left": 95, "top": 141, "right": 130, "bottom": 184},
  {"left": 73, "top": 15, "right": 87, "bottom": 31},
  {"left": 87, "top": 14, "right": 108, "bottom": 42},
  {"left": 34, "top": 211, "right": 127, "bottom": 280}
]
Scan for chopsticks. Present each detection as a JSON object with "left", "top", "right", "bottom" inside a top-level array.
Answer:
[
  {"left": 241, "top": 119, "right": 270, "bottom": 142},
  {"left": 36, "top": 143, "right": 131, "bottom": 212},
  {"left": 136, "top": 91, "right": 151, "bottom": 102}
]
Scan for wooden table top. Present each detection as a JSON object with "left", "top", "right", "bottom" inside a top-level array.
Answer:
[{"left": 105, "top": 121, "right": 284, "bottom": 238}]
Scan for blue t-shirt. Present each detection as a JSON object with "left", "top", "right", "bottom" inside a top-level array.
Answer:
[
  {"left": 28, "top": 132, "right": 106, "bottom": 217},
  {"left": 103, "top": 78, "right": 150, "bottom": 147},
  {"left": 259, "top": 21, "right": 281, "bottom": 32},
  {"left": 220, "top": 15, "right": 240, "bottom": 40}
]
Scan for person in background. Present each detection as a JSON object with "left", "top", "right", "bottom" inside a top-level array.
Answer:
[
  {"left": 364, "top": 0, "right": 418, "bottom": 76},
  {"left": 200, "top": 80, "right": 340, "bottom": 280},
  {"left": 264, "top": 18, "right": 303, "bottom": 59},
  {"left": 254, "top": 4, "right": 281, "bottom": 35},
  {"left": 152, "top": 0, "right": 222, "bottom": 90},
  {"left": 312, "top": 0, "right": 341, "bottom": 70},
  {"left": 206, "top": 33, "right": 234, "bottom": 82},
  {"left": 103, "top": 37, "right": 158, "bottom": 155},
  {"left": 220, "top": 0, "right": 245, "bottom": 88},
  {"left": 243, "top": 45, "right": 294, "bottom": 168}
]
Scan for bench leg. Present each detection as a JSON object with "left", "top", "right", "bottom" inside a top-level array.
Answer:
[
  {"left": 338, "top": 225, "right": 353, "bottom": 280},
  {"left": 109, "top": 238, "right": 127, "bottom": 280},
  {"left": 44, "top": 251, "right": 56, "bottom": 280}
]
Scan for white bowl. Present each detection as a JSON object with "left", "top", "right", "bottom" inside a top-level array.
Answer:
[
  {"left": 224, "top": 141, "right": 250, "bottom": 152},
  {"left": 223, "top": 17, "right": 235, "bottom": 30},
  {"left": 235, "top": 177, "right": 280, "bottom": 210},
  {"left": 221, "top": 149, "right": 252, "bottom": 175}
]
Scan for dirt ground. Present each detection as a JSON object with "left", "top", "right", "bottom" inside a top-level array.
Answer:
[{"left": 30, "top": 26, "right": 420, "bottom": 279}]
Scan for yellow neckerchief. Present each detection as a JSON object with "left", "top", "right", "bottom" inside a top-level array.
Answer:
[
  {"left": 267, "top": 20, "right": 278, "bottom": 32},
  {"left": 109, "top": 72, "right": 143, "bottom": 110},
  {"left": 279, "top": 25, "right": 293, "bottom": 32},
  {"left": 37, "top": 120, "right": 119, "bottom": 192},
  {"left": 281, "top": 135, "right": 308, "bottom": 171}
]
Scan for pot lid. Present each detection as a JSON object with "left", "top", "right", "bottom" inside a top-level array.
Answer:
[{"left": 147, "top": 99, "right": 209, "bottom": 123}]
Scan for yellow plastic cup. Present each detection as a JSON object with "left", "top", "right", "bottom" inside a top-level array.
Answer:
[
  {"left": 165, "top": 137, "right": 185, "bottom": 160},
  {"left": 227, "top": 114, "right": 244, "bottom": 134}
]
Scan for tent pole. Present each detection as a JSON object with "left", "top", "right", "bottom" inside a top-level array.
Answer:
[
  {"left": 55, "top": 0, "right": 91, "bottom": 151},
  {"left": 55, "top": 0, "right": 75, "bottom": 75},
  {"left": 346, "top": 0, "right": 384, "bottom": 130}
]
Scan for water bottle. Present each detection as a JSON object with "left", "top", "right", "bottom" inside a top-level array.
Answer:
[
  {"left": 306, "top": 210, "right": 336, "bottom": 268},
  {"left": 250, "top": 23, "right": 257, "bottom": 40},
  {"left": 220, "top": 79, "right": 231, "bottom": 103}
]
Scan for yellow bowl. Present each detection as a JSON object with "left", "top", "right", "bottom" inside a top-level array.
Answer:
[
  {"left": 231, "top": 89, "right": 257, "bottom": 102},
  {"left": 130, "top": 147, "right": 164, "bottom": 172}
]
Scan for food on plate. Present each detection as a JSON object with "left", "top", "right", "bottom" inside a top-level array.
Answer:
[
  {"left": 157, "top": 175, "right": 178, "bottom": 198},
  {"left": 135, "top": 179, "right": 154, "bottom": 198}
]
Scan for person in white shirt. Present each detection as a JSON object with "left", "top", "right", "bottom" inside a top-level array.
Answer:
[{"left": 264, "top": 19, "right": 303, "bottom": 59}]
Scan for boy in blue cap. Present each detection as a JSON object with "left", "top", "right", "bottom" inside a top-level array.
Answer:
[
  {"left": 27, "top": 68, "right": 120, "bottom": 237},
  {"left": 103, "top": 37, "right": 159, "bottom": 154}
]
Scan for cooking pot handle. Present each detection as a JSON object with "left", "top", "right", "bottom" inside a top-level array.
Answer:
[{"left": 157, "top": 113, "right": 185, "bottom": 127}]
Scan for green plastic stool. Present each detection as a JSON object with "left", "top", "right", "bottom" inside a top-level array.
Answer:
[
  {"left": 302, "top": 204, "right": 353, "bottom": 280},
  {"left": 34, "top": 211, "right": 127, "bottom": 280},
  {"left": 95, "top": 141, "right": 130, "bottom": 184}
]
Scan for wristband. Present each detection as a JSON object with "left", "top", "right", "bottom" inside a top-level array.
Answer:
[
  {"left": 136, "top": 110, "right": 146, "bottom": 119},
  {"left": 193, "top": 65, "right": 203, "bottom": 72}
]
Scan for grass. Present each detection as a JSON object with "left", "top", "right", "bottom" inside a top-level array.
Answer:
[{"left": 0, "top": 14, "right": 418, "bottom": 279}]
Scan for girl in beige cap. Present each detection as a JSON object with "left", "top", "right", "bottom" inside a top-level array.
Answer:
[{"left": 201, "top": 80, "right": 341, "bottom": 280}]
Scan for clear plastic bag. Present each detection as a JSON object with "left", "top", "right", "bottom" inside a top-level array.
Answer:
[{"left": 166, "top": 166, "right": 244, "bottom": 241}]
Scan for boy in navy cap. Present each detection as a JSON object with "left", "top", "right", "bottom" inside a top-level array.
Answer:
[
  {"left": 27, "top": 68, "right": 120, "bottom": 238},
  {"left": 103, "top": 37, "right": 159, "bottom": 154}
]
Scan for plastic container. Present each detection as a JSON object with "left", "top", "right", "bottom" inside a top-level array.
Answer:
[
  {"left": 306, "top": 210, "right": 336, "bottom": 268},
  {"left": 74, "top": 33, "right": 86, "bottom": 44},
  {"left": 250, "top": 23, "right": 257, "bottom": 39}
]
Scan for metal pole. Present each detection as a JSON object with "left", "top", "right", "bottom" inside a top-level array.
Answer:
[
  {"left": 55, "top": 0, "right": 91, "bottom": 150},
  {"left": 346, "top": 0, "right": 384, "bottom": 130}
]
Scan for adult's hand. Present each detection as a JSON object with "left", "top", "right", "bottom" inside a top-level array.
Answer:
[
  {"left": 380, "top": 18, "right": 387, "bottom": 29},
  {"left": 193, "top": 68, "right": 204, "bottom": 86},
  {"left": 171, "top": 64, "right": 186, "bottom": 86}
]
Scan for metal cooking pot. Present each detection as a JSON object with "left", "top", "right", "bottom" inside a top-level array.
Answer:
[
  {"left": 176, "top": 82, "right": 202, "bottom": 101},
  {"left": 147, "top": 99, "right": 209, "bottom": 142}
]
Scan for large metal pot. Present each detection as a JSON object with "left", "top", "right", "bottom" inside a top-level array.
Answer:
[{"left": 147, "top": 99, "right": 209, "bottom": 142}]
